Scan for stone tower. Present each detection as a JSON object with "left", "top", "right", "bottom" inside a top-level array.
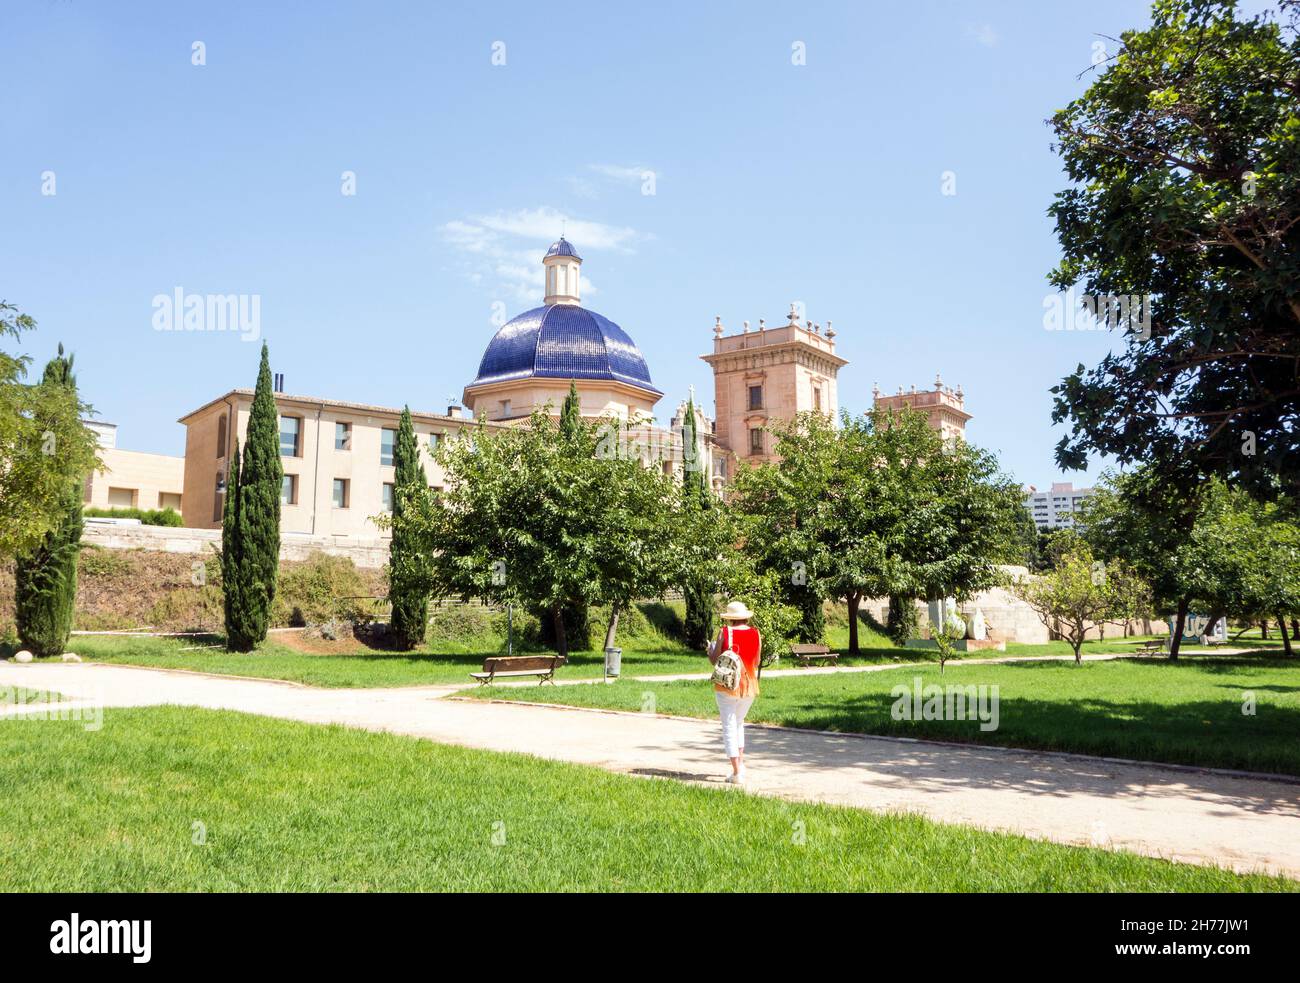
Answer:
[
  {"left": 871, "top": 373, "right": 971, "bottom": 442},
  {"left": 701, "top": 305, "right": 847, "bottom": 463}
]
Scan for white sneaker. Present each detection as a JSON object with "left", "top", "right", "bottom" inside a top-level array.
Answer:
[{"left": 726, "top": 768, "right": 747, "bottom": 785}]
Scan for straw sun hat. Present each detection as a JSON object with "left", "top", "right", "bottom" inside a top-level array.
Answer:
[{"left": 720, "top": 600, "right": 754, "bottom": 621}]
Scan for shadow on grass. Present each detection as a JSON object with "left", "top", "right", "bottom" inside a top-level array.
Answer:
[{"left": 758, "top": 682, "right": 1300, "bottom": 782}]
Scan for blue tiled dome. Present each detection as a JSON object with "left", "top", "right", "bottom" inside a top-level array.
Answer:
[
  {"left": 471, "top": 304, "right": 661, "bottom": 395},
  {"left": 545, "top": 238, "right": 581, "bottom": 259}
]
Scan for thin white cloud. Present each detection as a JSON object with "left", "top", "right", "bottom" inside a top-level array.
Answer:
[
  {"left": 568, "top": 164, "right": 658, "bottom": 200},
  {"left": 441, "top": 207, "right": 637, "bottom": 305},
  {"left": 968, "top": 24, "right": 999, "bottom": 48}
]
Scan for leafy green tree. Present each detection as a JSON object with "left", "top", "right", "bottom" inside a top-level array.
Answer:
[
  {"left": 1079, "top": 467, "right": 1204, "bottom": 657},
  {"left": 1047, "top": 0, "right": 1300, "bottom": 494},
  {"left": 731, "top": 409, "right": 1024, "bottom": 655},
  {"left": 388, "top": 406, "right": 431, "bottom": 649},
  {"left": 1011, "top": 542, "right": 1144, "bottom": 664},
  {"left": 729, "top": 412, "right": 840, "bottom": 645},
  {"left": 14, "top": 346, "right": 85, "bottom": 656},
  {"left": 0, "top": 302, "right": 99, "bottom": 560},
  {"left": 223, "top": 344, "right": 282, "bottom": 651}
]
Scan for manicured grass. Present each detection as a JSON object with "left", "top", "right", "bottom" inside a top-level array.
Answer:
[
  {"left": 470, "top": 655, "right": 1300, "bottom": 777},
  {"left": 39, "top": 633, "right": 709, "bottom": 688},
  {"left": 31, "top": 628, "right": 1288, "bottom": 691},
  {"left": 0, "top": 687, "right": 64, "bottom": 705},
  {"left": 0, "top": 706, "right": 1289, "bottom": 891}
]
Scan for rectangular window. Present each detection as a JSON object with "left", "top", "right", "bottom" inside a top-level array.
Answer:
[
  {"left": 749, "top": 428, "right": 763, "bottom": 455},
  {"left": 159, "top": 492, "right": 182, "bottom": 512},
  {"left": 428, "top": 432, "right": 441, "bottom": 450},
  {"left": 279, "top": 416, "right": 302, "bottom": 457},
  {"left": 281, "top": 474, "right": 298, "bottom": 506},
  {"left": 813, "top": 387, "right": 823, "bottom": 412},
  {"left": 500, "top": 399, "right": 512, "bottom": 418},
  {"left": 332, "top": 478, "right": 349, "bottom": 509},
  {"left": 381, "top": 482, "right": 394, "bottom": 512},
  {"left": 380, "top": 428, "right": 396, "bottom": 467},
  {"left": 748, "top": 385, "right": 763, "bottom": 411},
  {"left": 335, "top": 421, "right": 351, "bottom": 451},
  {"left": 107, "top": 487, "right": 136, "bottom": 509},
  {"left": 714, "top": 458, "right": 728, "bottom": 479},
  {"left": 213, "top": 473, "right": 224, "bottom": 523}
]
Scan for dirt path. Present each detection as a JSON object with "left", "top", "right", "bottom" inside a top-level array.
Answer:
[{"left": 3, "top": 660, "right": 1297, "bottom": 879}]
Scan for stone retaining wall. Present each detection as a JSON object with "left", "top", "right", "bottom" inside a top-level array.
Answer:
[{"left": 82, "top": 522, "right": 390, "bottom": 569}]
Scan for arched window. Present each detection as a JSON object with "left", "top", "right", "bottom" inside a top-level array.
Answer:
[{"left": 216, "top": 416, "right": 227, "bottom": 458}]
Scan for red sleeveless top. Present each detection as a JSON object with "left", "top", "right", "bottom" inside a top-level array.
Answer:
[{"left": 714, "top": 625, "right": 761, "bottom": 697}]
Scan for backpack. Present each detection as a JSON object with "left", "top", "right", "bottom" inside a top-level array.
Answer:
[{"left": 709, "top": 626, "right": 744, "bottom": 692}]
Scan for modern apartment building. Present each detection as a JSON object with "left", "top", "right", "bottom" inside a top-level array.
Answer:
[{"left": 1024, "top": 481, "right": 1096, "bottom": 530}]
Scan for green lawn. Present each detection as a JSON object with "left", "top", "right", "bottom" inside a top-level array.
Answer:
[
  {"left": 469, "top": 655, "right": 1300, "bottom": 777},
  {"left": 37, "top": 633, "right": 709, "bottom": 688},
  {"left": 45, "top": 627, "right": 1249, "bottom": 690},
  {"left": 0, "top": 705, "right": 1289, "bottom": 892}
]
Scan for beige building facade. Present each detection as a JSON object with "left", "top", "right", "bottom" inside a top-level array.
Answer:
[
  {"left": 178, "top": 392, "right": 497, "bottom": 536},
  {"left": 701, "top": 306, "right": 847, "bottom": 466},
  {"left": 82, "top": 422, "right": 185, "bottom": 513}
]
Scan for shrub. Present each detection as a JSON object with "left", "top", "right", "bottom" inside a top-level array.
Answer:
[
  {"left": 83, "top": 507, "right": 183, "bottom": 527},
  {"left": 639, "top": 600, "right": 685, "bottom": 639},
  {"left": 273, "top": 552, "right": 371, "bottom": 628},
  {"left": 77, "top": 545, "right": 133, "bottom": 578}
]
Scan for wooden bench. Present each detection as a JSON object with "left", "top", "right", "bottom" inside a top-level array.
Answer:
[
  {"left": 470, "top": 655, "right": 566, "bottom": 686},
  {"left": 1137, "top": 639, "right": 1166, "bottom": 655},
  {"left": 789, "top": 643, "right": 838, "bottom": 667}
]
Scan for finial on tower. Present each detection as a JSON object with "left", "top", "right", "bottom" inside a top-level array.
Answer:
[
  {"left": 825, "top": 320, "right": 834, "bottom": 339},
  {"left": 714, "top": 315, "right": 724, "bottom": 338},
  {"left": 788, "top": 303, "right": 799, "bottom": 325},
  {"left": 935, "top": 371, "right": 944, "bottom": 390}
]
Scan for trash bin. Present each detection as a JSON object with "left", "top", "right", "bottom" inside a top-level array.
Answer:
[{"left": 603, "top": 646, "right": 622, "bottom": 680}]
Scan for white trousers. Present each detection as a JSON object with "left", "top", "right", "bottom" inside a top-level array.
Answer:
[{"left": 715, "top": 692, "right": 756, "bottom": 758}]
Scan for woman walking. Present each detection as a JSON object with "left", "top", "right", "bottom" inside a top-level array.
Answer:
[{"left": 707, "top": 600, "right": 761, "bottom": 784}]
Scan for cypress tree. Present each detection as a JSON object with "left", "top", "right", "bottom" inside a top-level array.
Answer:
[
  {"left": 681, "top": 395, "right": 715, "bottom": 648},
  {"left": 388, "top": 405, "right": 429, "bottom": 649},
  {"left": 221, "top": 436, "right": 255, "bottom": 650},
  {"left": 224, "top": 343, "right": 282, "bottom": 651},
  {"left": 559, "top": 380, "right": 582, "bottom": 444},
  {"left": 14, "top": 345, "right": 83, "bottom": 657}
]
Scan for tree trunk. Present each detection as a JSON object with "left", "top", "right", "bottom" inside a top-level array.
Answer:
[
  {"left": 1260, "top": 620, "right": 1270, "bottom": 639},
  {"left": 1097, "top": 623, "right": 1106, "bottom": 642},
  {"left": 552, "top": 604, "right": 568, "bottom": 659},
  {"left": 1169, "top": 598, "right": 1189, "bottom": 661},
  {"left": 1291, "top": 618, "right": 1299, "bottom": 643},
  {"left": 1278, "top": 614, "right": 1294, "bottom": 657},
  {"left": 1073, "top": 639, "right": 1084, "bottom": 665},
  {"left": 604, "top": 601, "right": 622, "bottom": 652},
  {"left": 847, "top": 593, "right": 861, "bottom": 655}
]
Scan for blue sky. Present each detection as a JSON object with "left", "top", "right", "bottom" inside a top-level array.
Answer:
[{"left": 2, "top": 0, "right": 1258, "bottom": 486}]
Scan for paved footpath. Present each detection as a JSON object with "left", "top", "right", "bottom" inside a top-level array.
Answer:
[{"left": 2, "top": 661, "right": 1298, "bottom": 879}]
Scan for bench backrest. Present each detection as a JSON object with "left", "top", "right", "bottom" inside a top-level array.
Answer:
[
  {"left": 482, "top": 655, "right": 565, "bottom": 673},
  {"left": 789, "top": 644, "right": 831, "bottom": 655}
]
